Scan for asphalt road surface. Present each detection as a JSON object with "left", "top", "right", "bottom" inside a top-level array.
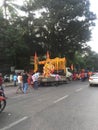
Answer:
[{"left": 0, "top": 80, "right": 98, "bottom": 130}]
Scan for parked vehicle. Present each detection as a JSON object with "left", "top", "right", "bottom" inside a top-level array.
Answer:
[{"left": 89, "top": 73, "right": 98, "bottom": 86}]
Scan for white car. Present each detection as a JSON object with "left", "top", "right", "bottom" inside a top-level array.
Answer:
[{"left": 89, "top": 73, "right": 98, "bottom": 86}]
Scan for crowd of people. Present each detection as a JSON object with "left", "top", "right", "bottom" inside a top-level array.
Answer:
[
  {"left": 0, "top": 71, "right": 40, "bottom": 95},
  {"left": 0, "top": 69, "right": 94, "bottom": 95},
  {"left": 15, "top": 71, "right": 40, "bottom": 94},
  {"left": 72, "top": 70, "right": 93, "bottom": 81}
]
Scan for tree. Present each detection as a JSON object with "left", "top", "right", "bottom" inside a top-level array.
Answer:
[
  {"left": 25, "top": 0, "right": 96, "bottom": 59},
  {"left": 0, "top": 0, "right": 97, "bottom": 71},
  {"left": 83, "top": 50, "right": 98, "bottom": 71}
]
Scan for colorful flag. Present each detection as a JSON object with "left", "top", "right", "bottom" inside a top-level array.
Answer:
[{"left": 34, "top": 52, "right": 38, "bottom": 72}]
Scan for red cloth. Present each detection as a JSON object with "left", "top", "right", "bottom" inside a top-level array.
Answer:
[{"left": 81, "top": 72, "right": 85, "bottom": 78}]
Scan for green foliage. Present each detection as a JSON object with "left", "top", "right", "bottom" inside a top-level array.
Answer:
[
  {"left": 28, "top": 0, "right": 96, "bottom": 59},
  {"left": 0, "top": 0, "right": 97, "bottom": 71}
]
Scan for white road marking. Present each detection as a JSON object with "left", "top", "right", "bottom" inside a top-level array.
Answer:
[
  {"left": 75, "top": 88, "right": 83, "bottom": 92},
  {"left": 54, "top": 95, "right": 69, "bottom": 103},
  {"left": 0, "top": 116, "right": 28, "bottom": 130}
]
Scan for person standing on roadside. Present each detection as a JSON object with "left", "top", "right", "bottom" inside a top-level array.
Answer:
[
  {"left": 55, "top": 73, "right": 61, "bottom": 87},
  {"left": 13, "top": 73, "right": 17, "bottom": 87},
  {"left": 22, "top": 72, "right": 28, "bottom": 94},
  {"left": 27, "top": 73, "right": 33, "bottom": 88},
  {"left": 80, "top": 70, "right": 85, "bottom": 81}
]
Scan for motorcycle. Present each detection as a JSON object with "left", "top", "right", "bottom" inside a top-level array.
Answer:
[{"left": 0, "top": 87, "right": 6, "bottom": 113}]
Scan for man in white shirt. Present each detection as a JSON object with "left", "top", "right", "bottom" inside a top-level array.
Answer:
[
  {"left": 32, "top": 72, "right": 40, "bottom": 89},
  {"left": 16, "top": 73, "right": 23, "bottom": 93}
]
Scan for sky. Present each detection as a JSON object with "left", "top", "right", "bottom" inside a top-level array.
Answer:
[
  {"left": 88, "top": 0, "right": 98, "bottom": 53},
  {"left": 0, "top": 0, "right": 98, "bottom": 53}
]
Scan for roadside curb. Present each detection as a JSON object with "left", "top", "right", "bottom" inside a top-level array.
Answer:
[{"left": 3, "top": 82, "right": 15, "bottom": 87}]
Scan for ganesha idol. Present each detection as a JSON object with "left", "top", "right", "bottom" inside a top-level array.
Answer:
[{"left": 43, "top": 62, "right": 54, "bottom": 77}]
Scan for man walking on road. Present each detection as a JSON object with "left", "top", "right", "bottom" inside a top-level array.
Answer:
[
  {"left": 22, "top": 72, "right": 28, "bottom": 94},
  {"left": 16, "top": 73, "right": 23, "bottom": 94}
]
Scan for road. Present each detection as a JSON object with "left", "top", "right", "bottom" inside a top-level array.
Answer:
[{"left": 0, "top": 80, "right": 98, "bottom": 130}]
